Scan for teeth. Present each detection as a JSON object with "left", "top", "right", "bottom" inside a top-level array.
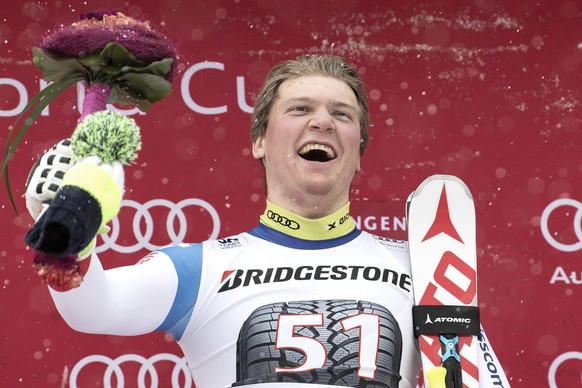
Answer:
[{"left": 298, "top": 144, "right": 336, "bottom": 159}]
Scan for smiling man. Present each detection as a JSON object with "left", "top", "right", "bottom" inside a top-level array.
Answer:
[
  {"left": 253, "top": 73, "right": 362, "bottom": 217},
  {"left": 26, "top": 54, "right": 508, "bottom": 387}
]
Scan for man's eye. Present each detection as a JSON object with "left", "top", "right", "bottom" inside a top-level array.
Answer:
[
  {"left": 332, "top": 111, "right": 352, "bottom": 121},
  {"left": 289, "top": 106, "right": 310, "bottom": 114}
]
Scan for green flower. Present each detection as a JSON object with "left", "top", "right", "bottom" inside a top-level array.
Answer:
[{"left": 72, "top": 110, "right": 141, "bottom": 165}]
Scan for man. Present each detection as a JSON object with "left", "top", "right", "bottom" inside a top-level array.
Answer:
[{"left": 26, "top": 54, "right": 507, "bottom": 387}]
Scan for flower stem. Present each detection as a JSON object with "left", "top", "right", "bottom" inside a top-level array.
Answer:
[{"left": 78, "top": 82, "right": 111, "bottom": 123}]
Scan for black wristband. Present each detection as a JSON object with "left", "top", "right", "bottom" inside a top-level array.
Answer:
[{"left": 25, "top": 185, "right": 102, "bottom": 257}]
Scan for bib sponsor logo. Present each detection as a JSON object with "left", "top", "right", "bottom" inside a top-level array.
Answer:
[
  {"left": 218, "top": 265, "right": 412, "bottom": 293},
  {"left": 215, "top": 237, "right": 244, "bottom": 249},
  {"left": 373, "top": 236, "right": 406, "bottom": 250}
]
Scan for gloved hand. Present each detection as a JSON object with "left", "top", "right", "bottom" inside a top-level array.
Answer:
[
  {"left": 24, "top": 110, "right": 138, "bottom": 290},
  {"left": 25, "top": 156, "right": 124, "bottom": 258},
  {"left": 24, "top": 110, "right": 139, "bottom": 260},
  {"left": 25, "top": 139, "right": 75, "bottom": 220}
]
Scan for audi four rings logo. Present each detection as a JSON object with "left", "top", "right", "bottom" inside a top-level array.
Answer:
[
  {"left": 69, "top": 353, "right": 192, "bottom": 388},
  {"left": 96, "top": 198, "right": 220, "bottom": 253},
  {"left": 541, "top": 198, "right": 582, "bottom": 252},
  {"left": 267, "top": 209, "right": 300, "bottom": 230}
]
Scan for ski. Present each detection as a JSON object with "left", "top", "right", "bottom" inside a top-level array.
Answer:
[{"left": 407, "top": 175, "right": 480, "bottom": 388}]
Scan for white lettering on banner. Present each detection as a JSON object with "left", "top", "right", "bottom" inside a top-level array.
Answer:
[
  {"left": 181, "top": 61, "right": 227, "bottom": 114},
  {"left": 69, "top": 353, "right": 192, "bottom": 388},
  {"left": 180, "top": 61, "right": 254, "bottom": 114},
  {"left": 0, "top": 78, "right": 62, "bottom": 117},
  {"left": 236, "top": 75, "right": 254, "bottom": 113},
  {"left": 541, "top": 198, "right": 582, "bottom": 252},
  {"left": 549, "top": 266, "right": 582, "bottom": 285},
  {"left": 547, "top": 351, "right": 582, "bottom": 388},
  {"left": 0, "top": 78, "right": 28, "bottom": 116},
  {"left": 96, "top": 198, "right": 220, "bottom": 253},
  {"left": 353, "top": 215, "right": 406, "bottom": 232},
  {"left": 1, "top": 61, "right": 255, "bottom": 118}
]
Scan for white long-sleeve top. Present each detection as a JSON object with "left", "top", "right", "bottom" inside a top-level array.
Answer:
[{"left": 50, "top": 223, "right": 509, "bottom": 387}]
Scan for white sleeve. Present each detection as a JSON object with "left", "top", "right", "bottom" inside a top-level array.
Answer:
[
  {"left": 478, "top": 324, "right": 511, "bottom": 387},
  {"left": 49, "top": 251, "right": 178, "bottom": 336}
]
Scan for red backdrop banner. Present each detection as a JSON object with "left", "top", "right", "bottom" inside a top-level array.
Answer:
[{"left": 1, "top": 1, "right": 581, "bottom": 387}]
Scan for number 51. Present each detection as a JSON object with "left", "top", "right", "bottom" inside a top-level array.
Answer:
[{"left": 275, "top": 313, "right": 380, "bottom": 379}]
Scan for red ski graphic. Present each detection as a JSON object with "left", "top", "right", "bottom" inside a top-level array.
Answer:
[{"left": 422, "top": 184, "right": 463, "bottom": 244}]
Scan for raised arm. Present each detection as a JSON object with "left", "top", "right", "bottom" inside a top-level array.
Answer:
[
  {"left": 23, "top": 137, "right": 188, "bottom": 336},
  {"left": 49, "top": 251, "right": 179, "bottom": 336}
]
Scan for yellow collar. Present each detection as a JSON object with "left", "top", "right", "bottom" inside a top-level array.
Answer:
[{"left": 259, "top": 201, "right": 355, "bottom": 240}]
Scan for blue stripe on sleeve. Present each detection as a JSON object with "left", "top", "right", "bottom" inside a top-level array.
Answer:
[{"left": 155, "top": 243, "right": 203, "bottom": 340}]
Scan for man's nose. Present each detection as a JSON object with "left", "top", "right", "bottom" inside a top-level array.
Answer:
[{"left": 308, "top": 108, "right": 335, "bottom": 132}]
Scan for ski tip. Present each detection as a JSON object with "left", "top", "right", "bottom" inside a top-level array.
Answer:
[
  {"left": 425, "top": 366, "right": 447, "bottom": 388},
  {"left": 410, "top": 174, "right": 473, "bottom": 201}
]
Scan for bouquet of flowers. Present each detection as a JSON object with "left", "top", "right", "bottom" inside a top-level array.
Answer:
[
  {"left": 1, "top": 10, "right": 178, "bottom": 208},
  {"left": 1, "top": 10, "right": 178, "bottom": 289}
]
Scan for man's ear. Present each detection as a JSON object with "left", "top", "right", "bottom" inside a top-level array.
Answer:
[{"left": 252, "top": 137, "right": 265, "bottom": 159}]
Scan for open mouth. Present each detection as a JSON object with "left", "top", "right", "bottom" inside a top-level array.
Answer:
[{"left": 298, "top": 143, "right": 337, "bottom": 162}]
